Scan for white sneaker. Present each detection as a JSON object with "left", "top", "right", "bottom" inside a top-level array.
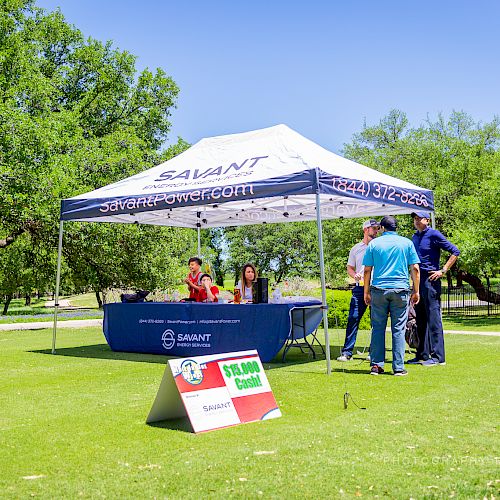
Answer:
[{"left": 336, "top": 354, "right": 352, "bottom": 362}]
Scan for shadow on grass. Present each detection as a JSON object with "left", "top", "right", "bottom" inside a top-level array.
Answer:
[
  {"left": 30, "top": 341, "right": 336, "bottom": 369},
  {"left": 31, "top": 344, "right": 173, "bottom": 365},
  {"left": 147, "top": 418, "right": 193, "bottom": 433},
  {"left": 266, "top": 344, "right": 375, "bottom": 373},
  {"left": 31, "top": 343, "right": 381, "bottom": 374},
  {"left": 31, "top": 343, "right": 324, "bottom": 370}
]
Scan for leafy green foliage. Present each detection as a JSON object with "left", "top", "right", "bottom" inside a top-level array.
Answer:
[
  {"left": 225, "top": 222, "right": 319, "bottom": 283},
  {"left": 322, "top": 218, "right": 362, "bottom": 287},
  {"left": 325, "top": 288, "right": 371, "bottom": 330},
  {"left": 62, "top": 223, "right": 192, "bottom": 295},
  {"left": 343, "top": 109, "right": 500, "bottom": 279},
  {"left": 0, "top": 2, "right": 191, "bottom": 303}
]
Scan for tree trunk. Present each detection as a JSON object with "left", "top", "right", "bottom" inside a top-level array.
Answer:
[
  {"left": 95, "top": 291, "right": 103, "bottom": 309},
  {"left": 214, "top": 255, "right": 225, "bottom": 287},
  {"left": 2, "top": 295, "right": 12, "bottom": 315},
  {"left": 25, "top": 294, "right": 31, "bottom": 306},
  {"left": 0, "top": 228, "right": 24, "bottom": 248},
  {"left": 457, "top": 270, "right": 500, "bottom": 304},
  {"left": 275, "top": 268, "right": 285, "bottom": 283}
]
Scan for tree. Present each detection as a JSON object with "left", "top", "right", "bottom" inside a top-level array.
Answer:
[
  {"left": 322, "top": 218, "right": 365, "bottom": 287},
  {"left": 63, "top": 222, "right": 193, "bottom": 307},
  {"left": 0, "top": 2, "right": 191, "bottom": 302},
  {"left": 1, "top": 2, "right": 179, "bottom": 243},
  {"left": 225, "top": 222, "right": 319, "bottom": 284},
  {"left": 202, "top": 228, "right": 227, "bottom": 287},
  {"left": 0, "top": 234, "right": 31, "bottom": 314},
  {"left": 343, "top": 109, "right": 500, "bottom": 301}
]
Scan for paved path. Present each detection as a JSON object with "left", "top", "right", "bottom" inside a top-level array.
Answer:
[
  {"left": 0, "top": 319, "right": 102, "bottom": 331},
  {"left": 44, "top": 299, "right": 71, "bottom": 307},
  {"left": 444, "top": 329, "right": 500, "bottom": 336}
]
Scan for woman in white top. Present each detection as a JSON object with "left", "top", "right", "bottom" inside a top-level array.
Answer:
[{"left": 237, "top": 263, "right": 258, "bottom": 301}]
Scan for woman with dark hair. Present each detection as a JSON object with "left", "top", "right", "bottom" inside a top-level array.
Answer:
[{"left": 237, "top": 263, "right": 258, "bottom": 301}]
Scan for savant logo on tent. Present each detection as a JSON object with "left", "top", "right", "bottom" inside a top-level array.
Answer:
[{"left": 152, "top": 156, "right": 268, "bottom": 183}]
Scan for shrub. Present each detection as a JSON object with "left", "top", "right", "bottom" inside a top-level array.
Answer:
[
  {"left": 281, "top": 277, "right": 317, "bottom": 296},
  {"left": 325, "top": 289, "right": 371, "bottom": 330}
]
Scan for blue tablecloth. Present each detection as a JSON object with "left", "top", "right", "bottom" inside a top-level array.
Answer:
[{"left": 103, "top": 301, "right": 323, "bottom": 362}]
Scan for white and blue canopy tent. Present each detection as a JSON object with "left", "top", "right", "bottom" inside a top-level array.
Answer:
[{"left": 55, "top": 124, "right": 434, "bottom": 374}]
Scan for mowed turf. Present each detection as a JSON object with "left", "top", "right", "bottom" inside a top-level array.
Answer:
[{"left": 0, "top": 327, "right": 498, "bottom": 498}]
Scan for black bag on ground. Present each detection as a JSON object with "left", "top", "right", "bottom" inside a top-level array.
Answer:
[
  {"left": 405, "top": 302, "right": 419, "bottom": 349},
  {"left": 120, "top": 290, "right": 150, "bottom": 303}
]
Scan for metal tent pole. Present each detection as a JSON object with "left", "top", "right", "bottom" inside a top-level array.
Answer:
[
  {"left": 52, "top": 221, "right": 64, "bottom": 354},
  {"left": 430, "top": 211, "right": 436, "bottom": 229},
  {"left": 315, "top": 192, "right": 331, "bottom": 374},
  {"left": 197, "top": 211, "right": 201, "bottom": 257}
]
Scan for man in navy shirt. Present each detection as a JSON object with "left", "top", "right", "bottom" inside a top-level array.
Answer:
[{"left": 409, "top": 211, "right": 460, "bottom": 366}]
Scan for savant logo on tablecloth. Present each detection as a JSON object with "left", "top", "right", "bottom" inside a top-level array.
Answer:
[
  {"left": 161, "top": 329, "right": 212, "bottom": 350},
  {"left": 161, "top": 329, "right": 175, "bottom": 350},
  {"left": 180, "top": 359, "right": 204, "bottom": 385}
]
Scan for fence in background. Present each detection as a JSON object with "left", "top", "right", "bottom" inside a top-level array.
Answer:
[{"left": 442, "top": 284, "right": 500, "bottom": 317}]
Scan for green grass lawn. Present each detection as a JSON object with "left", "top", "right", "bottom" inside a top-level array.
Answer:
[
  {"left": 0, "top": 294, "right": 103, "bottom": 324},
  {"left": 443, "top": 316, "right": 500, "bottom": 332},
  {"left": 0, "top": 327, "right": 498, "bottom": 498},
  {"left": 64, "top": 292, "right": 100, "bottom": 308}
]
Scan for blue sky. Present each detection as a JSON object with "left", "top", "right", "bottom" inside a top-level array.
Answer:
[{"left": 36, "top": 0, "right": 500, "bottom": 153}]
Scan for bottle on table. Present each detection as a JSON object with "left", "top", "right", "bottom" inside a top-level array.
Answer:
[{"left": 233, "top": 288, "right": 241, "bottom": 304}]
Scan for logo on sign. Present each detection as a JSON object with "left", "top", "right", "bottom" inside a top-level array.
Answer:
[
  {"left": 161, "top": 329, "right": 175, "bottom": 350},
  {"left": 180, "top": 359, "right": 204, "bottom": 385}
]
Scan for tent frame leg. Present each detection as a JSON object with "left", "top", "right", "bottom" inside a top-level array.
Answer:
[
  {"left": 315, "top": 193, "right": 331, "bottom": 374},
  {"left": 51, "top": 221, "right": 64, "bottom": 354}
]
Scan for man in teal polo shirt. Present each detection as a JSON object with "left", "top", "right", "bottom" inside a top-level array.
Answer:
[{"left": 363, "top": 216, "right": 421, "bottom": 376}]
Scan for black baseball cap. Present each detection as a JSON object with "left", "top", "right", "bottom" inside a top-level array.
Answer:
[{"left": 379, "top": 216, "right": 398, "bottom": 231}]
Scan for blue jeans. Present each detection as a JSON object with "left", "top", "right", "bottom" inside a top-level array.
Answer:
[
  {"left": 342, "top": 286, "right": 368, "bottom": 356},
  {"left": 415, "top": 272, "right": 445, "bottom": 363},
  {"left": 370, "top": 287, "right": 410, "bottom": 372}
]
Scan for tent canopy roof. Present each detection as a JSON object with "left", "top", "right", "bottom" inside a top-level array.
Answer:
[{"left": 61, "top": 124, "right": 433, "bottom": 228}]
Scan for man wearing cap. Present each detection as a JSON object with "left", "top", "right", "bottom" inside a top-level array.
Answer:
[
  {"left": 409, "top": 211, "right": 460, "bottom": 366},
  {"left": 363, "top": 216, "right": 420, "bottom": 376},
  {"left": 337, "top": 219, "right": 380, "bottom": 361}
]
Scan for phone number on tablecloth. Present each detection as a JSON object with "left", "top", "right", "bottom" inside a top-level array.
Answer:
[{"left": 330, "top": 177, "right": 430, "bottom": 207}]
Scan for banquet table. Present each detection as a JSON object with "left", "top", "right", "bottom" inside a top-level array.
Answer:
[{"left": 103, "top": 300, "right": 324, "bottom": 362}]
